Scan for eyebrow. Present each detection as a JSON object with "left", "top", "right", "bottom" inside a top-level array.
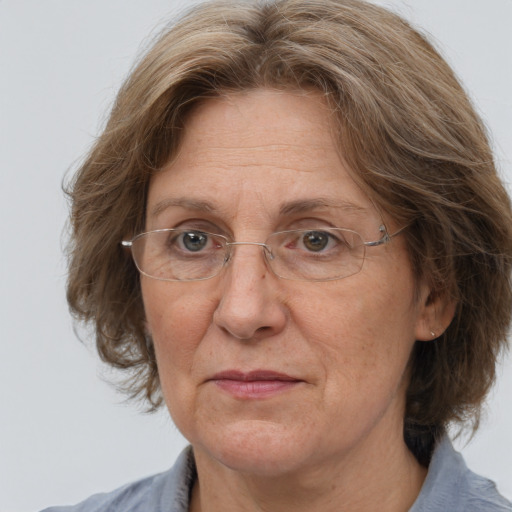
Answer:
[
  {"left": 150, "top": 198, "right": 216, "bottom": 218},
  {"left": 279, "top": 198, "right": 368, "bottom": 216},
  {"left": 149, "top": 196, "right": 368, "bottom": 219}
]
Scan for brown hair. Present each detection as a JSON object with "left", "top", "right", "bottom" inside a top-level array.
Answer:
[{"left": 66, "top": 0, "right": 512, "bottom": 463}]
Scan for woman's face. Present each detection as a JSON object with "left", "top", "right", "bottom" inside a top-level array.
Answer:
[{"left": 142, "top": 89, "right": 434, "bottom": 476}]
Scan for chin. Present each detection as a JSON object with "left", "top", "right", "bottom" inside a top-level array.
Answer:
[{"left": 192, "top": 419, "right": 320, "bottom": 477}]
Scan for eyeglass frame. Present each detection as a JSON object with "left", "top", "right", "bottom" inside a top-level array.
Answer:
[{"left": 121, "top": 223, "right": 406, "bottom": 282}]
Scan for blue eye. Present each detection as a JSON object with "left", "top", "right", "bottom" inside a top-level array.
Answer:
[{"left": 180, "top": 231, "right": 209, "bottom": 252}]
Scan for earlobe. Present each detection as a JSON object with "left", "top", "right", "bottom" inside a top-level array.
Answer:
[{"left": 414, "top": 286, "right": 457, "bottom": 342}]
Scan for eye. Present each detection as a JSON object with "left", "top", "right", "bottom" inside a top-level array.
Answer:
[
  {"left": 180, "top": 231, "right": 209, "bottom": 252},
  {"left": 162, "top": 229, "right": 225, "bottom": 259},
  {"left": 295, "top": 230, "right": 343, "bottom": 253},
  {"left": 301, "top": 231, "right": 331, "bottom": 252}
]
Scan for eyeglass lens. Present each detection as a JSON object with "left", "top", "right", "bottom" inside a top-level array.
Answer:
[{"left": 129, "top": 228, "right": 366, "bottom": 282}]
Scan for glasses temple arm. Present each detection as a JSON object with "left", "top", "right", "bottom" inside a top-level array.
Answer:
[{"left": 364, "top": 224, "right": 408, "bottom": 247}]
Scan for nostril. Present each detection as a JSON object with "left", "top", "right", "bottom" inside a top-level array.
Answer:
[{"left": 249, "top": 325, "right": 273, "bottom": 339}]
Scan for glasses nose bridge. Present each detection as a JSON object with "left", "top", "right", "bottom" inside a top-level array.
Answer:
[{"left": 225, "top": 240, "right": 275, "bottom": 266}]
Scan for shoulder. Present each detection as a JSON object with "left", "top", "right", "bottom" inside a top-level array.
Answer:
[
  {"left": 411, "top": 436, "right": 511, "bottom": 512},
  {"left": 40, "top": 473, "right": 166, "bottom": 512},
  {"left": 39, "top": 447, "right": 195, "bottom": 512},
  {"left": 463, "top": 477, "right": 512, "bottom": 512}
]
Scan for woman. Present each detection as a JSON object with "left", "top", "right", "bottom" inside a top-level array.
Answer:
[{"left": 43, "top": 0, "right": 512, "bottom": 510}]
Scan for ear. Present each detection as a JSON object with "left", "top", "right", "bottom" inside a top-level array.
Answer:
[{"left": 414, "top": 282, "right": 457, "bottom": 341}]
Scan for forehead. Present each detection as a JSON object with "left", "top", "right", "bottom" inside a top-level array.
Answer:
[{"left": 147, "top": 89, "right": 378, "bottom": 226}]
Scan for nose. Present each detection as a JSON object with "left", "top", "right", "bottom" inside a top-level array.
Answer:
[{"left": 213, "top": 243, "right": 287, "bottom": 341}]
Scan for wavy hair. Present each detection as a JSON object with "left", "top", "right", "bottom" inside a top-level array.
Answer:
[{"left": 66, "top": 0, "right": 512, "bottom": 464}]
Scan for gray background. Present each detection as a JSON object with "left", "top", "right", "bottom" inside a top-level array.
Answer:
[{"left": 1, "top": 1, "right": 510, "bottom": 510}]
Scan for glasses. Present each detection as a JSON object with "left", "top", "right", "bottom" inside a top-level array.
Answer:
[{"left": 121, "top": 225, "right": 403, "bottom": 282}]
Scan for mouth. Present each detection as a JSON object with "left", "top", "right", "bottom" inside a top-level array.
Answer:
[{"left": 208, "top": 370, "right": 303, "bottom": 399}]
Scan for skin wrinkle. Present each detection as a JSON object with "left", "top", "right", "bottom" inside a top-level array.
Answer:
[
  {"left": 142, "top": 89, "right": 442, "bottom": 512},
  {"left": 149, "top": 196, "right": 371, "bottom": 237}
]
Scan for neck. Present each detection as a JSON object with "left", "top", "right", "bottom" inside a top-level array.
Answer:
[{"left": 189, "top": 429, "right": 427, "bottom": 512}]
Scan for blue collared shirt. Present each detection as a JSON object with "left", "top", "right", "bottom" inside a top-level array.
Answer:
[{"left": 41, "top": 437, "right": 511, "bottom": 511}]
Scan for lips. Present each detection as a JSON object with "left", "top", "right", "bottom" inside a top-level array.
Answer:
[
  {"left": 211, "top": 370, "right": 298, "bottom": 381},
  {"left": 209, "top": 370, "right": 302, "bottom": 399}
]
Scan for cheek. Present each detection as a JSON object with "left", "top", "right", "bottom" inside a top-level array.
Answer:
[
  {"left": 142, "top": 280, "right": 216, "bottom": 372},
  {"left": 288, "top": 276, "right": 417, "bottom": 383}
]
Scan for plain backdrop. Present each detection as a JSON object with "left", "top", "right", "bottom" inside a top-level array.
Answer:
[{"left": 1, "top": 1, "right": 511, "bottom": 511}]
